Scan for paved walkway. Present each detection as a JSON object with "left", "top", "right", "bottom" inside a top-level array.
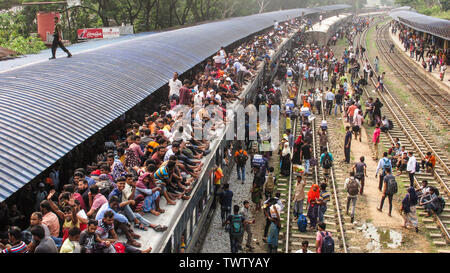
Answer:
[{"left": 200, "top": 159, "right": 255, "bottom": 253}]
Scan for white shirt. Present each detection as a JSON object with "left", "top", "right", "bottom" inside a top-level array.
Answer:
[
  {"left": 194, "top": 92, "right": 205, "bottom": 106},
  {"left": 407, "top": 155, "right": 417, "bottom": 173},
  {"left": 164, "top": 147, "right": 176, "bottom": 162},
  {"left": 215, "top": 93, "right": 222, "bottom": 104},
  {"left": 213, "top": 55, "right": 224, "bottom": 64},
  {"left": 314, "top": 91, "right": 322, "bottom": 102},
  {"left": 169, "top": 78, "right": 182, "bottom": 97},
  {"left": 220, "top": 49, "right": 227, "bottom": 64},
  {"left": 234, "top": 61, "right": 242, "bottom": 72}
]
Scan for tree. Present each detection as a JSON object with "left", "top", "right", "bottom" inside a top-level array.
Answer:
[{"left": 256, "top": 0, "right": 272, "bottom": 13}]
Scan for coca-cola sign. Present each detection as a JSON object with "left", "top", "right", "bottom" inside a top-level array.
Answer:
[{"left": 77, "top": 28, "right": 104, "bottom": 39}]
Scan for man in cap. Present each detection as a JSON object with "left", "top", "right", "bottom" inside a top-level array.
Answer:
[{"left": 49, "top": 16, "right": 72, "bottom": 60}]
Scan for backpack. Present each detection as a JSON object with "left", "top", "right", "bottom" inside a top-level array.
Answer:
[
  {"left": 323, "top": 153, "right": 332, "bottom": 169},
  {"left": 388, "top": 120, "right": 394, "bottom": 130},
  {"left": 230, "top": 214, "right": 243, "bottom": 237},
  {"left": 355, "top": 162, "right": 365, "bottom": 179},
  {"left": 265, "top": 174, "right": 275, "bottom": 192},
  {"left": 415, "top": 162, "right": 420, "bottom": 173},
  {"left": 320, "top": 232, "right": 335, "bottom": 253},
  {"left": 237, "top": 151, "right": 248, "bottom": 166},
  {"left": 297, "top": 214, "right": 308, "bottom": 232},
  {"left": 385, "top": 175, "right": 398, "bottom": 195},
  {"left": 382, "top": 158, "right": 391, "bottom": 172},
  {"left": 435, "top": 196, "right": 445, "bottom": 214},
  {"left": 252, "top": 154, "right": 265, "bottom": 168},
  {"left": 347, "top": 178, "right": 359, "bottom": 196}
]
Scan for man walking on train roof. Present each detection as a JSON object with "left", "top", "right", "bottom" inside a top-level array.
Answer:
[{"left": 49, "top": 16, "right": 72, "bottom": 60}]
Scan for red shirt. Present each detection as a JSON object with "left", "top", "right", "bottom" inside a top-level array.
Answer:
[{"left": 179, "top": 86, "right": 191, "bottom": 105}]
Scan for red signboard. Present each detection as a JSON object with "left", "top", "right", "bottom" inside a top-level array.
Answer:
[{"left": 77, "top": 28, "right": 103, "bottom": 39}]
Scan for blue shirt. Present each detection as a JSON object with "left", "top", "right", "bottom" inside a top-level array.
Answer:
[
  {"left": 86, "top": 176, "right": 96, "bottom": 187},
  {"left": 320, "top": 152, "right": 334, "bottom": 165},
  {"left": 95, "top": 203, "right": 128, "bottom": 223},
  {"left": 325, "top": 92, "right": 335, "bottom": 101},
  {"left": 108, "top": 188, "right": 122, "bottom": 202},
  {"left": 219, "top": 190, "right": 233, "bottom": 208}
]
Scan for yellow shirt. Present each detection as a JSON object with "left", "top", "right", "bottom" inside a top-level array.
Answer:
[
  {"left": 60, "top": 239, "right": 79, "bottom": 253},
  {"left": 286, "top": 117, "right": 292, "bottom": 130},
  {"left": 119, "top": 155, "right": 125, "bottom": 165},
  {"left": 63, "top": 219, "right": 78, "bottom": 230},
  {"left": 214, "top": 167, "right": 224, "bottom": 185}
]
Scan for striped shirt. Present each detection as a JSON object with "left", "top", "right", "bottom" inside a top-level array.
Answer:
[
  {"left": 1, "top": 241, "right": 27, "bottom": 253},
  {"left": 320, "top": 191, "right": 331, "bottom": 204},
  {"left": 154, "top": 166, "right": 170, "bottom": 181}
]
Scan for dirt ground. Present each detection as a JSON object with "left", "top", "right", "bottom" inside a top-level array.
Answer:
[
  {"left": 339, "top": 119, "right": 432, "bottom": 253},
  {"left": 245, "top": 30, "right": 434, "bottom": 253}
]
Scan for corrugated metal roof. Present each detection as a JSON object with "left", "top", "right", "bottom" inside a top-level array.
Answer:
[
  {"left": 0, "top": 4, "right": 350, "bottom": 202},
  {"left": 389, "top": 10, "right": 450, "bottom": 40}
]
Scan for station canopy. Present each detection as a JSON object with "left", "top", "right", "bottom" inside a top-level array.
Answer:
[{"left": 390, "top": 9, "right": 450, "bottom": 41}]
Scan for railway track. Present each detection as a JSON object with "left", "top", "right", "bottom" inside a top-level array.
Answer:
[
  {"left": 278, "top": 76, "right": 348, "bottom": 253},
  {"left": 374, "top": 23, "right": 450, "bottom": 179},
  {"left": 357, "top": 23, "right": 450, "bottom": 252},
  {"left": 376, "top": 23, "right": 450, "bottom": 128}
]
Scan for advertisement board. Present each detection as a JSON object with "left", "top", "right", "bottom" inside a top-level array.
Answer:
[
  {"left": 77, "top": 28, "right": 120, "bottom": 40},
  {"left": 77, "top": 28, "right": 103, "bottom": 39},
  {"left": 102, "top": 27, "right": 120, "bottom": 39}
]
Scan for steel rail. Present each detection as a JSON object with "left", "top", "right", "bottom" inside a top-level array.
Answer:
[
  {"left": 376, "top": 24, "right": 450, "bottom": 126},
  {"left": 285, "top": 73, "right": 304, "bottom": 253},
  {"left": 366, "top": 22, "right": 450, "bottom": 180},
  {"left": 358, "top": 23, "right": 450, "bottom": 243},
  {"left": 320, "top": 90, "right": 348, "bottom": 253}
]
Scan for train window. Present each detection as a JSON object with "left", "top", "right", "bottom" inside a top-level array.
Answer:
[
  {"left": 202, "top": 189, "right": 207, "bottom": 210},
  {"left": 207, "top": 171, "right": 211, "bottom": 196},
  {"left": 186, "top": 216, "right": 192, "bottom": 244},
  {"left": 216, "top": 147, "right": 221, "bottom": 166},
  {"left": 193, "top": 206, "right": 197, "bottom": 227},
  {"left": 163, "top": 235, "right": 172, "bottom": 253}
]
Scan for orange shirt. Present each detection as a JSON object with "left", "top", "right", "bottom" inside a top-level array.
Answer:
[
  {"left": 348, "top": 105, "right": 357, "bottom": 117},
  {"left": 427, "top": 155, "right": 436, "bottom": 167},
  {"left": 149, "top": 122, "right": 156, "bottom": 135}
]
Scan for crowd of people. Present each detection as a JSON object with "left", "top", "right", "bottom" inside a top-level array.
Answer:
[
  {"left": 391, "top": 21, "right": 448, "bottom": 81},
  {"left": 1, "top": 12, "right": 447, "bottom": 255},
  {"left": 0, "top": 14, "right": 303, "bottom": 253}
]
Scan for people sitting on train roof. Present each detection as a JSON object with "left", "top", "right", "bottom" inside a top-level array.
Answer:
[{"left": 0, "top": 16, "right": 306, "bottom": 253}]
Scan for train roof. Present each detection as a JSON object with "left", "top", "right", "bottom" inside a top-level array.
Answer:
[
  {"left": 389, "top": 9, "right": 450, "bottom": 40},
  {"left": 0, "top": 4, "right": 350, "bottom": 202}
]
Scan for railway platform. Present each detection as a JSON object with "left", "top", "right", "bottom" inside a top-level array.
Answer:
[{"left": 388, "top": 25, "right": 450, "bottom": 90}]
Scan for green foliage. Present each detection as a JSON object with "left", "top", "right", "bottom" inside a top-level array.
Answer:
[
  {"left": 395, "top": 0, "right": 449, "bottom": 12},
  {"left": 0, "top": 11, "right": 46, "bottom": 54},
  {"left": 419, "top": 5, "right": 450, "bottom": 18},
  {"left": 0, "top": 0, "right": 360, "bottom": 54},
  {"left": 1, "top": 35, "right": 46, "bottom": 54}
]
